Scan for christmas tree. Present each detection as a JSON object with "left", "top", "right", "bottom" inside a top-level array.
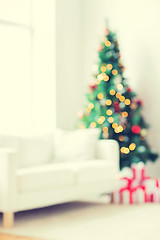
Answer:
[{"left": 78, "top": 24, "right": 158, "bottom": 169}]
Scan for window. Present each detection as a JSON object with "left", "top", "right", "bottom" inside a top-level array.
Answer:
[{"left": 0, "top": 0, "right": 55, "bottom": 135}]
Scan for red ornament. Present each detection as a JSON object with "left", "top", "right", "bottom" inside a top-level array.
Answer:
[
  {"left": 98, "top": 45, "right": 103, "bottom": 52},
  {"left": 118, "top": 53, "right": 121, "bottom": 58},
  {"left": 136, "top": 99, "right": 143, "bottom": 107},
  {"left": 89, "top": 83, "right": 97, "bottom": 90},
  {"left": 131, "top": 125, "right": 141, "bottom": 134},
  {"left": 105, "top": 28, "right": 109, "bottom": 36},
  {"left": 114, "top": 101, "right": 121, "bottom": 113},
  {"left": 127, "top": 87, "right": 132, "bottom": 93}
]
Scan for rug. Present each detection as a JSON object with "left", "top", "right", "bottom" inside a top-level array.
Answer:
[{"left": 0, "top": 201, "right": 160, "bottom": 240}]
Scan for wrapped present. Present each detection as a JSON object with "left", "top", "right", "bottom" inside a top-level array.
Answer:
[
  {"left": 131, "top": 162, "right": 150, "bottom": 183},
  {"left": 112, "top": 162, "right": 160, "bottom": 204},
  {"left": 119, "top": 185, "right": 147, "bottom": 204}
]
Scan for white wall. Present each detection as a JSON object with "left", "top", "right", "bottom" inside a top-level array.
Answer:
[
  {"left": 82, "top": 0, "right": 160, "bottom": 176},
  {"left": 56, "top": 0, "right": 84, "bottom": 130},
  {"left": 56, "top": 0, "right": 160, "bottom": 176}
]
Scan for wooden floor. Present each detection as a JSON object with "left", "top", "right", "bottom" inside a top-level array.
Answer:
[{"left": 0, "top": 234, "right": 41, "bottom": 240}]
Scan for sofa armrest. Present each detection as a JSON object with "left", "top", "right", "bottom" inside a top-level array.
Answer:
[
  {"left": 0, "top": 148, "right": 18, "bottom": 212},
  {"left": 96, "top": 140, "right": 120, "bottom": 172}
]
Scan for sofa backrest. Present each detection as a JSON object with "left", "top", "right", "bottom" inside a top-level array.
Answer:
[{"left": 0, "top": 134, "right": 53, "bottom": 168}]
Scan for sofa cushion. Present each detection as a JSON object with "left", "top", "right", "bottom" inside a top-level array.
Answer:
[
  {"left": 17, "top": 163, "right": 75, "bottom": 192},
  {"left": 53, "top": 128, "right": 100, "bottom": 162},
  {"left": 63, "top": 160, "right": 116, "bottom": 184},
  {"left": 0, "top": 134, "right": 53, "bottom": 168}
]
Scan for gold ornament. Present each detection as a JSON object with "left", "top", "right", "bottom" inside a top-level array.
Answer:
[
  {"left": 101, "top": 66, "right": 106, "bottom": 72},
  {"left": 97, "top": 93, "right": 104, "bottom": 99},
  {"left": 130, "top": 102, "right": 137, "bottom": 110},
  {"left": 105, "top": 40, "right": 111, "bottom": 47},
  {"left": 88, "top": 103, "right": 94, "bottom": 110},
  {"left": 107, "top": 64, "right": 113, "bottom": 70},
  {"left": 119, "top": 96, "right": 125, "bottom": 102},
  {"left": 103, "top": 127, "right": 108, "bottom": 132},
  {"left": 106, "top": 109, "right": 112, "bottom": 116},
  {"left": 101, "top": 73, "right": 107, "bottom": 78},
  {"left": 129, "top": 143, "right": 136, "bottom": 151},
  {"left": 110, "top": 89, "right": 116, "bottom": 95},
  {"left": 104, "top": 75, "right": 109, "bottom": 81},
  {"left": 122, "top": 111, "right": 128, "bottom": 118},
  {"left": 112, "top": 69, "right": 118, "bottom": 75},
  {"left": 112, "top": 122, "right": 118, "bottom": 129},
  {"left": 98, "top": 116, "right": 105, "bottom": 124},
  {"left": 108, "top": 117, "right": 114, "bottom": 123},
  {"left": 106, "top": 99, "right": 112, "bottom": 106},
  {"left": 90, "top": 122, "right": 96, "bottom": 128},
  {"left": 116, "top": 92, "right": 121, "bottom": 99},
  {"left": 125, "top": 99, "right": 131, "bottom": 105}
]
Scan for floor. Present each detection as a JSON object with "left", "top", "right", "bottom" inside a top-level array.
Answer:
[
  {"left": 0, "top": 234, "right": 40, "bottom": 240},
  {"left": 0, "top": 201, "right": 160, "bottom": 240}
]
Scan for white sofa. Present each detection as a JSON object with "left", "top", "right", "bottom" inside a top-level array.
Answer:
[{"left": 0, "top": 130, "right": 119, "bottom": 227}]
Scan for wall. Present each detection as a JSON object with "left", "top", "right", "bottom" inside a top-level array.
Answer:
[
  {"left": 56, "top": 0, "right": 84, "bottom": 130},
  {"left": 82, "top": 0, "right": 160, "bottom": 176},
  {"left": 56, "top": 0, "right": 160, "bottom": 176}
]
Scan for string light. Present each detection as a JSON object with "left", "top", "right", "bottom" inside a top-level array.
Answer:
[
  {"left": 97, "top": 74, "right": 103, "bottom": 81},
  {"left": 103, "top": 127, "right": 108, "bottom": 132},
  {"left": 112, "top": 69, "right": 118, "bottom": 75},
  {"left": 90, "top": 122, "right": 96, "bottom": 128},
  {"left": 97, "top": 93, "right": 104, "bottom": 99},
  {"left": 129, "top": 143, "right": 136, "bottom": 151},
  {"left": 121, "top": 147, "right": 130, "bottom": 154},
  {"left": 115, "top": 126, "right": 123, "bottom": 133},
  {"left": 101, "top": 73, "right": 106, "bottom": 78},
  {"left": 130, "top": 102, "right": 137, "bottom": 110},
  {"left": 110, "top": 89, "right": 116, "bottom": 95},
  {"left": 119, "top": 135, "right": 124, "bottom": 141},
  {"left": 107, "top": 64, "right": 113, "bottom": 70},
  {"left": 120, "top": 147, "right": 125, "bottom": 153},
  {"left": 100, "top": 66, "right": 106, "bottom": 72},
  {"left": 88, "top": 103, "right": 94, "bottom": 110},
  {"left": 96, "top": 79, "right": 101, "bottom": 85},
  {"left": 117, "top": 84, "right": 123, "bottom": 90},
  {"left": 119, "top": 96, "right": 125, "bottom": 102},
  {"left": 98, "top": 116, "right": 105, "bottom": 124},
  {"left": 141, "top": 129, "right": 147, "bottom": 136},
  {"left": 106, "top": 109, "right": 112, "bottom": 116},
  {"left": 124, "top": 148, "right": 130, "bottom": 154},
  {"left": 125, "top": 99, "right": 131, "bottom": 105},
  {"left": 108, "top": 117, "right": 114, "bottom": 123},
  {"left": 112, "top": 123, "right": 118, "bottom": 129},
  {"left": 104, "top": 75, "right": 109, "bottom": 81},
  {"left": 116, "top": 93, "right": 121, "bottom": 99},
  {"left": 106, "top": 99, "right": 112, "bottom": 106},
  {"left": 105, "top": 40, "right": 111, "bottom": 47},
  {"left": 122, "top": 111, "right": 128, "bottom": 118}
]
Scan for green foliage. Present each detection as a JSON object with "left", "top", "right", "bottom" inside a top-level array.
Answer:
[{"left": 78, "top": 25, "right": 158, "bottom": 169}]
